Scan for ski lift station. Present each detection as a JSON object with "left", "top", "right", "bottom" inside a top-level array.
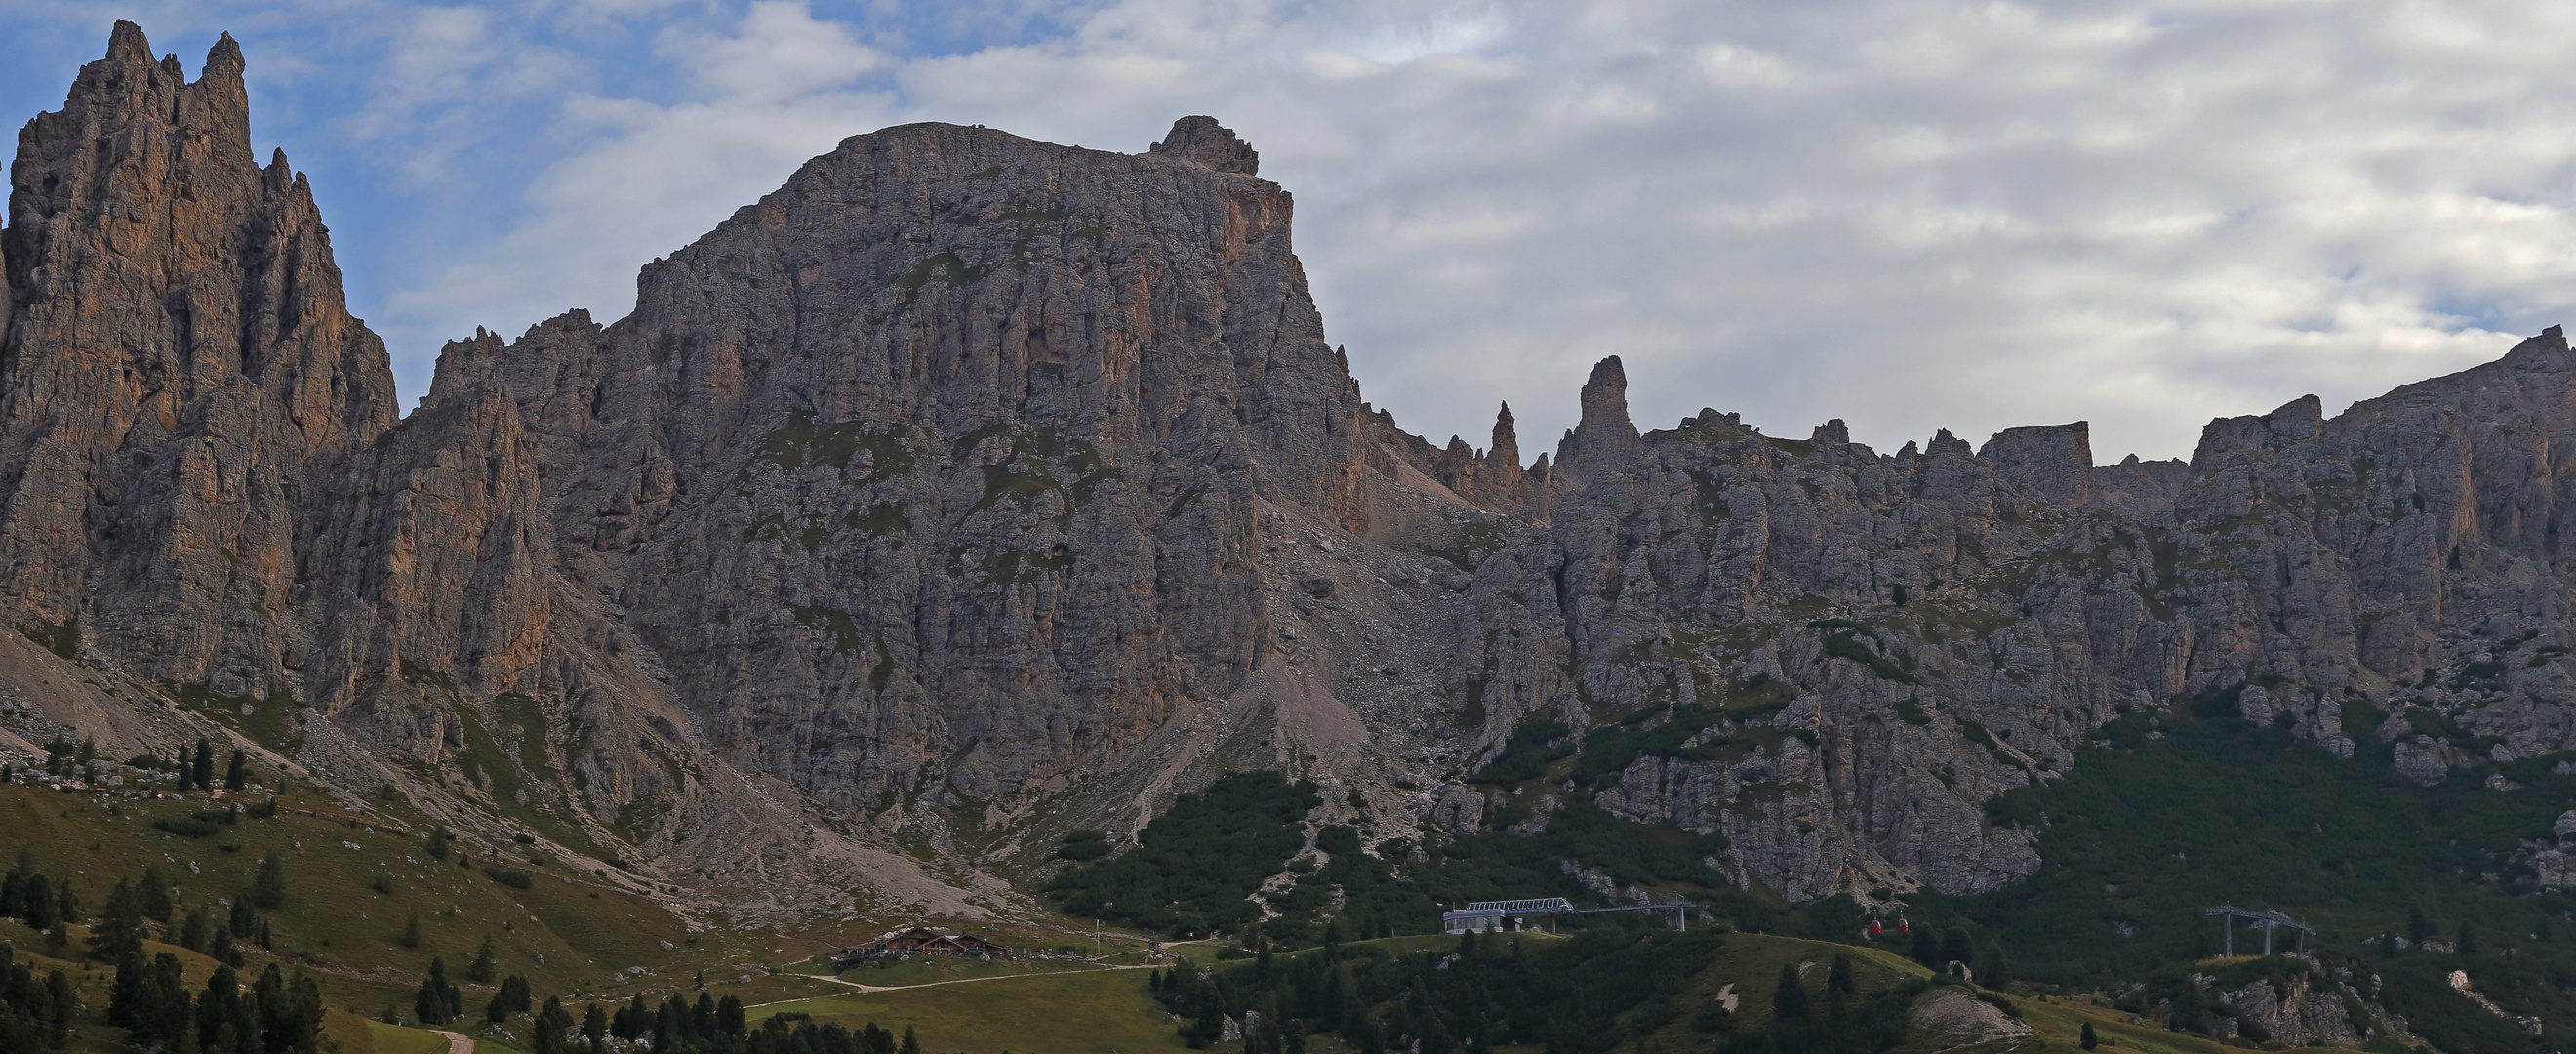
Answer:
[
  {"left": 1442, "top": 898, "right": 1575, "bottom": 933},
  {"left": 1441, "top": 896, "right": 1698, "bottom": 933}
]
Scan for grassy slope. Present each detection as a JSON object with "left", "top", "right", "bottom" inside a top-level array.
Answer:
[
  {"left": 1927, "top": 705, "right": 2576, "bottom": 1043},
  {"left": 753, "top": 968, "right": 1182, "bottom": 1054},
  {"left": 0, "top": 780, "right": 696, "bottom": 1020},
  {"left": 749, "top": 929, "right": 2314, "bottom": 1054}
]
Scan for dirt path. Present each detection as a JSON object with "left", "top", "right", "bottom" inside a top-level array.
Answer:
[
  {"left": 756, "top": 962, "right": 1161, "bottom": 1004},
  {"left": 430, "top": 1031, "right": 474, "bottom": 1054}
]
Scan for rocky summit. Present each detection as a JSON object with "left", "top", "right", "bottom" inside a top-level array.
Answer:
[{"left": 8, "top": 22, "right": 2576, "bottom": 924}]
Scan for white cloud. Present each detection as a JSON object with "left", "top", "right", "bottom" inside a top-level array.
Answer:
[{"left": 69, "top": 0, "right": 2576, "bottom": 464}]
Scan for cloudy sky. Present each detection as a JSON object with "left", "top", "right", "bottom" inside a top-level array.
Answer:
[{"left": 4, "top": 1, "right": 2574, "bottom": 463}]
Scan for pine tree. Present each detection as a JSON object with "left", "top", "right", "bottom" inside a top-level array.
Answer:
[
  {"left": 900, "top": 1025, "right": 923, "bottom": 1054},
  {"left": 2081, "top": 1022, "right": 2099, "bottom": 1050},
  {"left": 148, "top": 952, "right": 193, "bottom": 1047},
  {"left": 2378, "top": 931, "right": 2398, "bottom": 959},
  {"left": 95, "top": 879, "right": 144, "bottom": 961},
  {"left": 201, "top": 964, "right": 240, "bottom": 1052},
  {"left": 2408, "top": 907, "right": 2432, "bottom": 946},
  {"left": 139, "top": 864, "right": 174, "bottom": 924},
  {"left": 1772, "top": 962, "right": 1810, "bottom": 1021},
  {"left": 252, "top": 853, "right": 286, "bottom": 909},
  {"left": 18, "top": 872, "right": 52, "bottom": 930},
  {"left": 416, "top": 958, "right": 457, "bottom": 1026},
  {"left": 2458, "top": 921, "right": 2479, "bottom": 955},
  {"left": 426, "top": 828, "right": 451, "bottom": 862},
  {"left": 192, "top": 739, "right": 214, "bottom": 791},
  {"left": 230, "top": 895, "right": 258, "bottom": 938},
  {"left": 181, "top": 908, "right": 213, "bottom": 953},
  {"left": 223, "top": 751, "right": 248, "bottom": 791},
  {"left": 469, "top": 935, "right": 498, "bottom": 982},
  {"left": 53, "top": 877, "right": 78, "bottom": 932},
  {"left": 1828, "top": 953, "right": 1855, "bottom": 994},
  {"left": 400, "top": 915, "right": 421, "bottom": 950},
  {"left": 534, "top": 997, "right": 572, "bottom": 1054},
  {"left": 584, "top": 1001, "right": 609, "bottom": 1054},
  {"left": 108, "top": 951, "right": 148, "bottom": 1027}
]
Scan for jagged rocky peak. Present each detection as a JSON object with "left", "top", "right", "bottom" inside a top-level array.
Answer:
[
  {"left": 0, "top": 20, "right": 396, "bottom": 694},
  {"left": 30, "top": 20, "right": 2576, "bottom": 921},
  {"left": 2193, "top": 393, "right": 2326, "bottom": 467},
  {"left": 1978, "top": 421, "right": 2094, "bottom": 505},
  {"left": 1556, "top": 354, "right": 1639, "bottom": 475},
  {"left": 1147, "top": 115, "right": 1260, "bottom": 174}
]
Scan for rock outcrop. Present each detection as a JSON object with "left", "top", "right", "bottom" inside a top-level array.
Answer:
[{"left": 19, "top": 23, "right": 2576, "bottom": 916}]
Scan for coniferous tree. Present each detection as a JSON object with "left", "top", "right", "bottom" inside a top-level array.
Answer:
[
  {"left": 0, "top": 851, "right": 27, "bottom": 919},
  {"left": 44, "top": 969, "right": 71, "bottom": 1047},
  {"left": 95, "top": 879, "right": 144, "bottom": 961},
  {"left": 108, "top": 951, "right": 149, "bottom": 1028},
  {"left": 139, "top": 864, "right": 174, "bottom": 925},
  {"left": 416, "top": 957, "right": 461, "bottom": 1026},
  {"left": 2379, "top": 931, "right": 2399, "bottom": 959},
  {"left": 2458, "top": 921, "right": 2479, "bottom": 955},
  {"left": 191, "top": 739, "right": 214, "bottom": 791},
  {"left": 181, "top": 907, "right": 214, "bottom": 953},
  {"left": 2408, "top": 907, "right": 2432, "bottom": 947},
  {"left": 534, "top": 997, "right": 573, "bottom": 1054},
  {"left": 1772, "top": 962, "right": 1809, "bottom": 1021},
  {"left": 148, "top": 953, "right": 193, "bottom": 1047},
  {"left": 2081, "top": 1022, "right": 2100, "bottom": 1050},
  {"left": 210, "top": 924, "right": 244, "bottom": 968},
  {"left": 401, "top": 915, "right": 421, "bottom": 950},
  {"left": 469, "top": 936, "right": 498, "bottom": 983},
  {"left": 583, "top": 1001, "right": 608, "bottom": 1054},
  {"left": 426, "top": 828, "right": 452, "bottom": 862},
  {"left": 251, "top": 853, "right": 286, "bottom": 909},
  {"left": 1939, "top": 928, "right": 1974, "bottom": 970},
  {"left": 51, "top": 880, "right": 77, "bottom": 934},
  {"left": 199, "top": 964, "right": 240, "bottom": 1053},
  {"left": 1828, "top": 953, "right": 1855, "bottom": 995},
  {"left": 17, "top": 872, "right": 51, "bottom": 931},
  {"left": 901, "top": 1025, "right": 923, "bottom": 1054},
  {"left": 229, "top": 894, "right": 258, "bottom": 937},
  {"left": 224, "top": 751, "right": 248, "bottom": 791}
]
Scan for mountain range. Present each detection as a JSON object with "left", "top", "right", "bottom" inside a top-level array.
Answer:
[{"left": 8, "top": 21, "right": 2575, "bottom": 937}]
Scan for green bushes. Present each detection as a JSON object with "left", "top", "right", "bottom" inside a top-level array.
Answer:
[
  {"left": 1055, "top": 830, "right": 1111, "bottom": 862},
  {"left": 1930, "top": 696, "right": 2576, "bottom": 1050},
  {"left": 1050, "top": 772, "right": 1321, "bottom": 937},
  {"left": 482, "top": 867, "right": 535, "bottom": 889},
  {"left": 151, "top": 817, "right": 221, "bottom": 838},
  {"left": 1157, "top": 921, "right": 1726, "bottom": 1054},
  {"left": 1471, "top": 720, "right": 1575, "bottom": 784}
]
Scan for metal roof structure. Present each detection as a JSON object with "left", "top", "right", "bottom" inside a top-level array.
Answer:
[{"left": 2203, "top": 904, "right": 2314, "bottom": 956}]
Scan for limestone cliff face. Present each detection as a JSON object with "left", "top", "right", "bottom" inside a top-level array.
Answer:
[
  {"left": 19, "top": 25, "right": 2576, "bottom": 916},
  {"left": 425, "top": 117, "right": 1375, "bottom": 821},
  {"left": 0, "top": 23, "right": 396, "bottom": 694}
]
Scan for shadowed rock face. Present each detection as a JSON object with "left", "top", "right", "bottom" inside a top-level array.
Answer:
[{"left": 16, "top": 23, "right": 2576, "bottom": 912}]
